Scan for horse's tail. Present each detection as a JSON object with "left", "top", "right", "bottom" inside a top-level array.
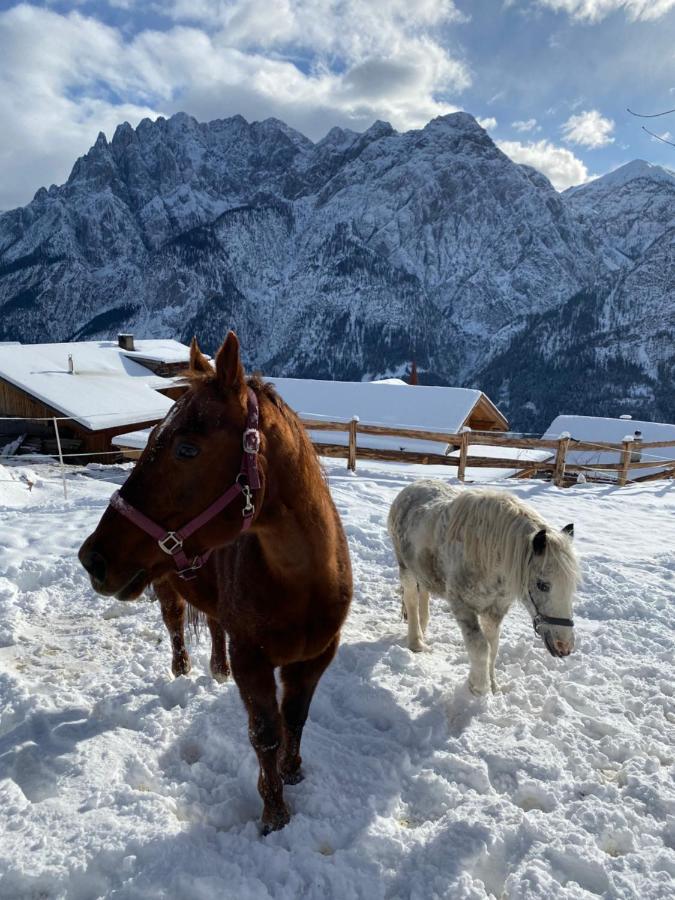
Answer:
[{"left": 187, "top": 603, "right": 207, "bottom": 640}]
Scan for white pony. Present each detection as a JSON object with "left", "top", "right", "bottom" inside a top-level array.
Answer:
[{"left": 388, "top": 480, "right": 579, "bottom": 694}]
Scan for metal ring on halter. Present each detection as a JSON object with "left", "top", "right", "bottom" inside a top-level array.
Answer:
[{"left": 158, "top": 531, "right": 184, "bottom": 555}]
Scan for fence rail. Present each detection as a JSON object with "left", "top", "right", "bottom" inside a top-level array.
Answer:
[
  {"left": 300, "top": 419, "right": 675, "bottom": 487},
  {"left": 2, "top": 413, "right": 675, "bottom": 493}
]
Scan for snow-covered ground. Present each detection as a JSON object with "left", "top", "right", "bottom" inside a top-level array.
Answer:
[{"left": 0, "top": 459, "right": 674, "bottom": 899}]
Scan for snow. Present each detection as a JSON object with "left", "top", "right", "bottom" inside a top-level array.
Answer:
[
  {"left": 544, "top": 415, "right": 675, "bottom": 482},
  {"left": 1, "top": 458, "right": 673, "bottom": 898},
  {"left": 0, "top": 341, "right": 190, "bottom": 431}
]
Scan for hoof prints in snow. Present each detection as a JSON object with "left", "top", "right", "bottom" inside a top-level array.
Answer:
[{"left": 0, "top": 461, "right": 674, "bottom": 899}]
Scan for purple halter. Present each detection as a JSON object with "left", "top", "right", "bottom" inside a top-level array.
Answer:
[{"left": 109, "top": 388, "right": 261, "bottom": 580}]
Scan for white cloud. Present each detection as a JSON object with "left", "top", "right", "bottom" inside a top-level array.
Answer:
[
  {"left": 512, "top": 118, "right": 540, "bottom": 132},
  {"left": 532, "top": 0, "right": 675, "bottom": 22},
  {"left": 0, "top": 1, "right": 471, "bottom": 209},
  {"left": 497, "top": 139, "right": 591, "bottom": 189},
  {"left": 562, "top": 109, "right": 615, "bottom": 147},
  {"left": 477, "top": 116, "right": 497, "bottom": 130}
]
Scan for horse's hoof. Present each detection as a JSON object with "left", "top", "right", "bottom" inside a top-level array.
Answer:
[
  {"left": 282, "top": 768, "right": 304, "bottom": 786},
  {"left": 261, "top": 805, "right": 291, "bottom": 835},
  {"left": 468, "top": 679, "right": 489, "bottom": 696},
  {"left": 210, "top": 666, "right": 230, "bottom": 683},
  {"left": 409, "top": 641, "right": 430, "bottom": 653},
  {"left": 172, "top": 654, "right": 191, "bottom": 677}
]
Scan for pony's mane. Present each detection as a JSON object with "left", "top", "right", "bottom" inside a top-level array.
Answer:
[{"left": 445, "top": 490, "right": 580, "bottom": 598}]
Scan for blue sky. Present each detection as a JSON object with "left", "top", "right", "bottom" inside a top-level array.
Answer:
[{"left": 0, "top": 0, "right": 673, "bottom": 209}]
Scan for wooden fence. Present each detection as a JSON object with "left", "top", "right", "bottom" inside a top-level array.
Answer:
[{"left": 301, "top": 418, "right": 675, "bottom": 487}]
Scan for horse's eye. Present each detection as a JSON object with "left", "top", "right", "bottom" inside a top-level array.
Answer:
[
  {"left": 176, "top": 442, "right": 200, "bottom": 460},
  {"left": 536, "top": 580, "right": 551, "bottom": 593}
]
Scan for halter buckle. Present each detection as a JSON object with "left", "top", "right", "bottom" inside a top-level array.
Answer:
[
  {"left": 532, "top": 615, "right": 543, "bottom": 636},
  {"left": 243, "top": 428, "right": 260, "bottom": 454},
  {"left": 158, "top": 531, "right": 184, "bottom": 556}
]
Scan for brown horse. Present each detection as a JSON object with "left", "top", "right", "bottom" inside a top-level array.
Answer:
[{"left": 79, "top": 332, "right": 352, "bottom": 832}]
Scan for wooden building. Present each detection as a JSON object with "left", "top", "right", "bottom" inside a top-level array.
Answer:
[{"left": 0, "top": 336, "right": 191, "bottom": 460}]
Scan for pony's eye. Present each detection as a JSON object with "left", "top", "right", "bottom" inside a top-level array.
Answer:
[
  {"left": 176, "top": 442, "right": 200, "bottom": 460},
  {"left": 536, "top": 580, "right": 551, "bottom": 593}
]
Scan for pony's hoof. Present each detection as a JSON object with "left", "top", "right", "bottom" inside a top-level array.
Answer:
[
  {"left": 490, "top": 680, "right": 502, "bottom": 694},
  {"left": 468, "top": 679, "right": 489, "bottom": 696},
  {"left": 261, "top": 805, "right": 291, "bottom": 835},
  {"left": 408, "top": 639, "right": 430, "bottom": 653},
  {"left": 172, "top": 653, "right": 191, "bottom": 677}
]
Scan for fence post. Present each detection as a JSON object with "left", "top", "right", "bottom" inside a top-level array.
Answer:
[
  {"left": 554, "top": 433, "right": 570, "bottom": 487},
  {"left": 458, "top": 427, "right": 470, "bottom": 482},
  {"left": 348, "top": 416, "right": 359, "bottom": 472},
  {"left": 52, "top": 417, "right": 68, "bottom": 500},
  {"left": 618, "top": 440, "right": 633, "bottom": 487}
]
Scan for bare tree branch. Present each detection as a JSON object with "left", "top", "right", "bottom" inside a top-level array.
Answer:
[
  {"left": 627, "top": 106, "right": 675, "bottom": 118},
  {"left": 641, "top": 126, "right": 675, "bottom": 148}
]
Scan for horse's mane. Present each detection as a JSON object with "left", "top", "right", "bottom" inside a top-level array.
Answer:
[
  {"left": 445, "top": 490, "right": 580, "bottom": 598},
  {"left": 182, "top": 367, "right": 328, "bottom": 495}
]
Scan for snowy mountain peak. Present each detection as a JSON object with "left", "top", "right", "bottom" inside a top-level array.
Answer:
[
  {"left": 0, "top": 112, "right": 673, "bottom": 430},
  {"left": 566, "top": 158, "right": 675, "bottom": 197}
]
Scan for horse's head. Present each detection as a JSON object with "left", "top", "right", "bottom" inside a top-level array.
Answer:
[
  {"left": 79, "top": 332, "right": 264, "bottom": 600},
  {"left": 525, "top": 523, "right": 579, "bottom": 658}
]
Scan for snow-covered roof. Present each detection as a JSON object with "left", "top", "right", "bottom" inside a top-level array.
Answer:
[
  {"left": 113, "top": 377, "right": 500, "bottom": 457},
  {"left": 268, "top": 377, "right": 489, "bottom": 454},
  {"left": 544, "top": 414, "right": 675, "bottom": 481},
  {"left": 0, "top": 340, "right": 191, "bottom": 431}
]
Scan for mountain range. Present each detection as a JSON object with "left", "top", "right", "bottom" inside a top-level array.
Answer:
[{"left": 0, "top": 111, "right": 673, "bottom": 431}]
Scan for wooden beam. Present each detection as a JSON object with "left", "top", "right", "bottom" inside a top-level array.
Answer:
[
  {"left": 457, "top": 430, "right": 469, "bottom": 482},
  {"left": 554, "top": 436, "right": 570, "bottom": 487},
  {"left": 618, "top": 440, "right": 633, "bottom": 487},
  {"left": 348, "top": 417, "right": 358, "bottom": 471}
]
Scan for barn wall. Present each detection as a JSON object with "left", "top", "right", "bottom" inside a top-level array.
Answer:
[{"left": 0, "top": 377, "right": 164, "bottom": 460}]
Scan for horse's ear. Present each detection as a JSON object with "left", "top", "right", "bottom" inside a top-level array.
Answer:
[
  {"left": 562, "top": 523, "right": 574, "bottom": 540},
  {"left": 215, "top": 331, "right": 245, "bottom": 391},
  {"left": 189, "top": 336, "right": 213, "bottom": 375},
  {"left": 532, "top": 529, "right": 547, "bottom": 555}
]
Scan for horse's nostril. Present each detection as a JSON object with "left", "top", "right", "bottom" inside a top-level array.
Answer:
[
  {"left": 554, "top": 639, "right": 572, "bottom": 655},
  {"left": 81, "top": 548, "right": 106, "bottom": 583}
]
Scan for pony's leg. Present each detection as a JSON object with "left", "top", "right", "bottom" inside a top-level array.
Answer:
[
  {"left": 229, "top": 641, "right": 288, "bottom": 834},
  {"left": 401, "top": 568, "right": 427, "bottom": 652},
  {"left": 418, "top": 588, "right": 430, "bottom": 636},
  {"left": 206, "top": 615, "right": 229, "bottom": 682},
  {"left": 480, "top": 612, "right": 505, "bottom": 693},
  {"left": 452, "top": 600, "right": 490, "bottom": 695},
  {"left": 155, "top": 580, "right": 191, "bottom": 677},
  {"left": 278, "top": 635, "right": 339, "bottom": 785}
]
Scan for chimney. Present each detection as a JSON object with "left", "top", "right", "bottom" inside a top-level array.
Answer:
[
  {"left": 68, "top": 354, "right": 74, "bottom": 374},
  {"left": 408, "top": 360, "right": 419, "bottom": 385},
  {"left": 118, "top": 333, "right": 135, "bottom": 351}
]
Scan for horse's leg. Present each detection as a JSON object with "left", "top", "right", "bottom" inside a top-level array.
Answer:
[
  {"left": 480, "top": 611, "right": 505, "bottom": 694},
  {"left": 229, "top": 641, "right": 288, "bottom": 834},
  {"left": 155, "top": 580, "right": 191, "bottom": 677},
  {"left": 452, "top": 599, "right": 490, "bottom": 695},
  {"left": 278, "top": 635, "right": 339, "bottom": 785},
  {"left": 206, "top": 615, "right": 229, "bottom": 682},
  {"left": 418, "top": 587, "right": 430, "bottom": 637},
  {"left": 401, "top": 568, "right": 427, "bottom": 652}
]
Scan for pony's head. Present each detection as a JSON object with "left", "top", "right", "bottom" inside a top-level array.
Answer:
[
  {"left": 525, "top": 523, "right": 579, "bottom": 658},
  {"left": 79, "top": 331, "right": 265, "bottom": 600}
]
